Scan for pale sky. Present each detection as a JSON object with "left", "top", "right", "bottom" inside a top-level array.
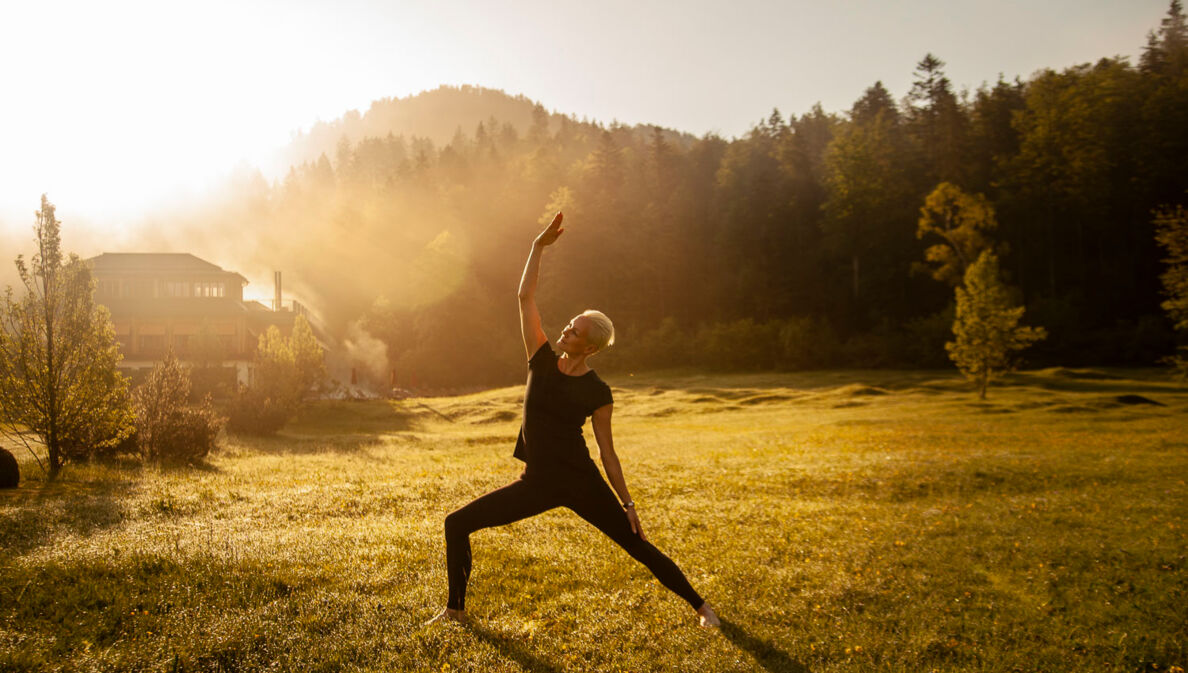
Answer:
[{"left": 0, "top": 0, "right": 1168, "bottom": 234}]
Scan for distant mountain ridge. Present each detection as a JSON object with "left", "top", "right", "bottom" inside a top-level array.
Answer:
[{"left": 282, "top": 84, "right": 696, "bottom": 166}]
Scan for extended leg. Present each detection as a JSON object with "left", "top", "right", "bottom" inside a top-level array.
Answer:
[
  {"left": 564, "top": 478, "right": 705, "bottom": 610},
  {"left": 444, "top": 477, "right": 558, "bottom": 611}
]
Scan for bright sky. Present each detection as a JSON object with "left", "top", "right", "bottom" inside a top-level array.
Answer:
[{"left": 0, "top": 0, "right": 1168, "bottom": 234}]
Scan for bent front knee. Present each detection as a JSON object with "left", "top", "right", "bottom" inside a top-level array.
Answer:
[{"left": 444, "top": 510, "right": 465, "bottom": 538}]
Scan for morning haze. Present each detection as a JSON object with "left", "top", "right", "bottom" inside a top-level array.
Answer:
[{"left": 1, "top": 1, "right": 1186, "bottom": 671}]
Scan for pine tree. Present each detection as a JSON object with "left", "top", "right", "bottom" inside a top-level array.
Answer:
[
  {"left": 1143, "top": 1, "right": 1188, "bottom": 74},
  {"left": 0, "top": 196, "right": 134, "bottom": 477},
  {"left": 906, "top": 54, "right": 968, "bottom": 185},
  {"left": 946, "top": 251, "right": 1046, "bottom": 399}
]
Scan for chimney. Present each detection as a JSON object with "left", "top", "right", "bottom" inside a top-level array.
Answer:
[{"left": 274, "top": 271, "right": 282, "bottom": 311}]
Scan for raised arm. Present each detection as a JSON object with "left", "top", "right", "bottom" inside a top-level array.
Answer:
[
  {"left": 591, "top": 403, "right": 646, "bottom": 540},
  {"left": 518, "top": 212, "right": 564, "bottom": 359}
]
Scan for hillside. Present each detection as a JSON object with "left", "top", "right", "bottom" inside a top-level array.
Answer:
[{"left": 282, "top": 84, "right": 697, "bottom": 166}]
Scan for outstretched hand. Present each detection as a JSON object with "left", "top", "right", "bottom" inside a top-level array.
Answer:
[
  {"left": 626, "top": 508, "right": 647, "bottom": 541},
  {"left": 535, "top": 212, "right": 564, "bottom": 247}
]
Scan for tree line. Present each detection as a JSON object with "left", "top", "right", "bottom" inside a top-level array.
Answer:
[{"left": 141, "top": 2, "right": 1188, "bottom": 388}]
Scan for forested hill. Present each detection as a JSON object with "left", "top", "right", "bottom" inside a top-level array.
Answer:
[
  {"left": 282, "top": 85, "right": 697, "bottom": 166},
  {"left": 156, "top": 3, "right": 1188, "bottom": 389}
]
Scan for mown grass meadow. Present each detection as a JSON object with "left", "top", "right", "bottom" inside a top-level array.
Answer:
[{"left": 2, "top": 368, "right": 1186, "bottom": 672}]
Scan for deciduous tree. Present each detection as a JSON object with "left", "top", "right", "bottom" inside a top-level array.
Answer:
[
  {"left": 290, "top": 314, "right": 327, "bottom": 398},
  {"left": 0, "top": 196, "right": 134, "bottom": 478},
  {"left": 1154, "top": 204, "right": 1188, "bottom": 374},
  {"left": 946, "top": 251, "right": 1046, "bottom": 398},
  {"left": 915, "top": 182, "right": 999, "bottom": 286},
  {"left": 228, "top": 323, "right": 320, "bottom": 434}
]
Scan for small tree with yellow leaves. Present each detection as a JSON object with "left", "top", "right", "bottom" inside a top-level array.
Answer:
[
  {"left": 946, "top": 251, "right": 1047, "bottom": 399},
  {"left": 915, "top": 182, "right": 1000, "bottom": 287}
]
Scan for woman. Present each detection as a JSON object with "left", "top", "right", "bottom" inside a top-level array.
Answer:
[{"left": 429, "top": 212, "right": 720, "bottom": 627}]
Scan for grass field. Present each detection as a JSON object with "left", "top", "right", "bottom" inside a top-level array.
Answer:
[{"left": 2, "top": 368, "right": 1186, "bottom": 672}]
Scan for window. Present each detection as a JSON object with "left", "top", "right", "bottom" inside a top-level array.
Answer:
[
  {"left": 173, "top": 335, "right": 190, "bottom": 353},
  {"left": 97, "top": 279, "right": 119, "bottom": 298},
  {"left": 192, "top": 281, "right": 222, "bottom": 297},
  {"left": 139, "top": 335, "right": 165, "bottom": 351}
]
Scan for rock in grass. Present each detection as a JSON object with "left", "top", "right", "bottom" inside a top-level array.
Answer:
[
  {"left": 1114, "top": 394, "right": 1165, "bottom": 406},
  {"left": 0, "top": 447, "right": 18, "bottom": 488}
]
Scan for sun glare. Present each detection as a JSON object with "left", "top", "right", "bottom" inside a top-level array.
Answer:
[{"left": 0, "top": 0, "right": 423, "bottom": 231}]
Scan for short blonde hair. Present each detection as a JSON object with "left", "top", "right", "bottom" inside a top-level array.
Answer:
[{"left": 580, "top": 309, "right": 615, "bottom": 352}]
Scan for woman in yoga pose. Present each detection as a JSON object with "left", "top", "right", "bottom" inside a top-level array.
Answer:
[{"left": 429, "top": 212, "right": 719, "bottom": 627}]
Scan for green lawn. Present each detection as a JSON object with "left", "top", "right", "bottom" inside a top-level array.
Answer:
[{"left": 2, "top": 368, "right": 1186, "bottom": 672}]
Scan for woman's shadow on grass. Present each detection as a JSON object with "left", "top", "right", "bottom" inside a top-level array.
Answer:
[
  {"left": 463, "top": 621, "right": 563, "bottom": 673},
  {"left": 719, "top": 618, "right": 811, "bottom": 673},
  {"left": 462, "top": 617, "right": 809, "bottom": 673}
]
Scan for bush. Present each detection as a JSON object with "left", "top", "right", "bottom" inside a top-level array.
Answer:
[
  {"left": 134, "top": 352, "right": 222, "bottom": 463},
  {"left": 147, "top": 402, "right": 221, "bottom": 462},
  {"left": 608, "top": 317, "right": 692, "bottom": 372},
  {"left": 226, "top": 389, "right": 297, "bottom": 435},
  {"left": 189, "top": 366, "right": 237, "bottom": 400},
  {"left": 901, "top": 308, "right": 956, "bottom": 368},
  {"left": 838, "top": 331, "right": 898, "bottom": 368},
  {"left": 608, "top": 315, "right": 843, "bottom": 373},
  {"left": 225, "top": 326, "right": 306, "bottom": 435},
  {"left": 603, "top": 312, "right": 972, "bottom": 374},
  {"left": 776, "top": 316, "right": 841, "bottom": 370},
  {"left": 694, "top": 318, "right": 780, "bottom": 370}
]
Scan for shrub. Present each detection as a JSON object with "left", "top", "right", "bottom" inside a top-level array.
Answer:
[
  {"left": 134, "top": 351, "right": 222, "bottom": 463},
  {"left": 884, "top": 308, "right": 956, "bottom": 368},
  {"left": 838, "top": 331, "right": 898, "bottom": 369},
  {"left": 226, "top": 325, "right": 305, "bottom": 435},
  {"left": 608, "top": 317, "right": 691, "bottom": 371},
  {"left": 189, "top": 365, "right": 237, "bottom": 400},
  {"left": 694, "top": 318, "right": 780, "bottom": 370},
  {"left": 777, "top": 316, "right": 840, "bottom": 370},
  {"left": 227, "top": 389, "right": 297, "bottom": 435},
  {"left": 146, "top": 402, "right": 221, "bottom": 463}
]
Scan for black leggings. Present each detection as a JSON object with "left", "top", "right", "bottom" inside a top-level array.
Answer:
[{"left": 444, "top": 471, "right": 705, "bottom": 612}]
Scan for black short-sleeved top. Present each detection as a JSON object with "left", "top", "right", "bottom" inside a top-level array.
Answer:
[{"left": 513, "top": 341, "right": 614, "bottom": 476}]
